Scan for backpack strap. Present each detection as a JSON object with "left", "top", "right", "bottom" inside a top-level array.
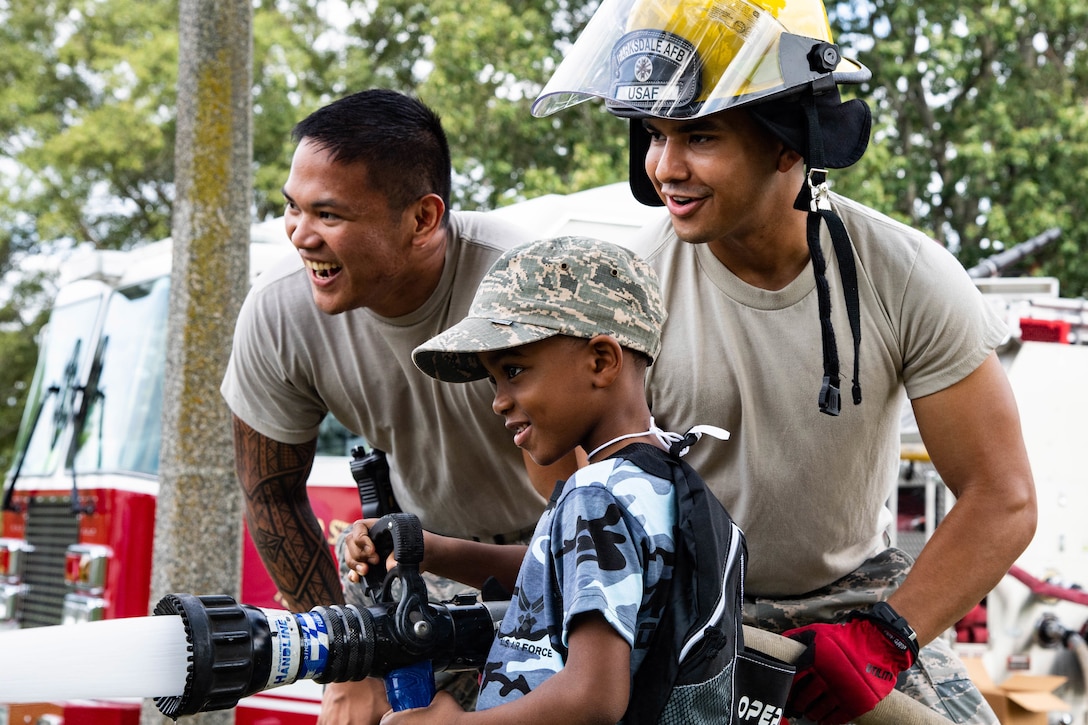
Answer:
[{"left": 611, "top": 444, "right": 746, "bottom": 724}]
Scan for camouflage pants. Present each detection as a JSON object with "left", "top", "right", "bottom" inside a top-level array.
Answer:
[
  {"left": 745, "top": 547, "right": 998, "bottom": 725},
  {"left": 335, "top": 528, "right": 526, "bottom": 711}
]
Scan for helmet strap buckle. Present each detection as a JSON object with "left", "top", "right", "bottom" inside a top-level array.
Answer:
[{"left": 807, "top": 168, "right": 832, "bottom": 212}]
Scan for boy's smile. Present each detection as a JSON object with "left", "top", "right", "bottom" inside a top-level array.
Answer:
[{"left": 479, "top": 336, "right": 596, "bottom": 468}]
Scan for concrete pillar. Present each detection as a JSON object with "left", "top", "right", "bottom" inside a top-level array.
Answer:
[{"left": 142, "top": 1, "right": 252, "bottom": 723}]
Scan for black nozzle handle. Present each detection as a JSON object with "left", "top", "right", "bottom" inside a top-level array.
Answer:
[
  {"left": 363, "top": 513, "right": 444, "bottom": 659},
  {"left": 363, "top": 512, "right": 427, "bottom": 602}
]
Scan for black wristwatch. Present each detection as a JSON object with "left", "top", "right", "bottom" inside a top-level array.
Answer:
[{"left": 868, "top": 601, "right": 920, "bottom": 657}]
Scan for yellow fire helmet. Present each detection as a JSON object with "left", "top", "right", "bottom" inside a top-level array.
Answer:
[{"left": 532, "top": 0, "right": 869, "bottom": 120}]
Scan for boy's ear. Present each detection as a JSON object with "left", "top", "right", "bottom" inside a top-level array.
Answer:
[{"left": 586, "top": 335, "right": 623, "bottom": 386}]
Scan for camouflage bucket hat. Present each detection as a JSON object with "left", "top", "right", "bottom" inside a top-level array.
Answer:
[{"left": 413, "top": 236, "right": 666, "bottom": 383}]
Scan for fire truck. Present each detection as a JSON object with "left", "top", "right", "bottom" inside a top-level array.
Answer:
[{"left": 0, "top": 184, "right": 661, "bottom": 724}]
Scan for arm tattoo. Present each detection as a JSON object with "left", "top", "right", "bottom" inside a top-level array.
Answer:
[{"left": 232, "top": 415, "right": 344, "bottom": 610}]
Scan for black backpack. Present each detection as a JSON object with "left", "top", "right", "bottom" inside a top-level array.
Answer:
[{"left": 614, "top": 443, "right": 794, "bottom": 725}]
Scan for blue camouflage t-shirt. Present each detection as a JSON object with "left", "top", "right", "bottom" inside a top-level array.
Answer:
[{"left": 476, "top": 453, "right": 678, "bottom": 709}]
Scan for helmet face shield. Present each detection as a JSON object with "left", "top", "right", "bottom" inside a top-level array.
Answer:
[{"left": 532, "top": 0, "right": 868, "bottom": 120}]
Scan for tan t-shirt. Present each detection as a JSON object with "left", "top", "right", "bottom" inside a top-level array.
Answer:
[
  {"left": 633, "top": 195, "right": 1007, "bottom": 596},
  {"left": 221, "top": 211, "right": 544, "bottom": 540}
]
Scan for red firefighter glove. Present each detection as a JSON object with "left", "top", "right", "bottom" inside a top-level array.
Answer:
[{"left": 783, "top": 612, "right": 918, "bottom": 725}]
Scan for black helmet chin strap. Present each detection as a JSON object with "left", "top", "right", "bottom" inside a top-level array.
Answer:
[{"left": 794, "top": 90, "right": 863, "bottom": 416}]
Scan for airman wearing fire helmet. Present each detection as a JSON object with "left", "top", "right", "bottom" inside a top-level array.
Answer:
[{"left": 533, "top": 0, "right": 1036, "bottom": 722}]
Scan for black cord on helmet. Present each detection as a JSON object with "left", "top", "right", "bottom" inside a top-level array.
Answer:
[{"left": 796, "top": 92, "right": 863, "bottom": 416}]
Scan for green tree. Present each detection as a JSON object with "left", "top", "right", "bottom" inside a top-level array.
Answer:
[
  {"left": 0, "top": 0, "right": 179, "bottom": 253},
  {"left": 0, "top": 274, "right": 48, "bottom": 475},
  {"left": 250, "top": 1, "right": 349, "bottom": 219},
  {"left": 0, "top": 0, "right": 346, "bottom": 260},
  {"left": 310, "top": 0, "right": 629, "bottom": 210},
  {"left": 831, "top": 0, "right": 1088, "bottom": 295},
  {"left": 417, "top": 0, "right": 628, "bottom": 208}
]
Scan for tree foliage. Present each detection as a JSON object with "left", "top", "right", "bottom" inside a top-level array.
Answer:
[
  {"left": 2, "top": 0, "right": 1087, "bottom": 471},
  {"left": 258, "top": 0, "right": 629, "bottom": 210},
  {"left": 0, "top": 0, "right": 179, "bottom": 255},
  {"left": 0, "top": 274, "right": 48, "bottom": 474},
  {"left": 831, "top": 0, "right": 1088, "bottom": 293}
]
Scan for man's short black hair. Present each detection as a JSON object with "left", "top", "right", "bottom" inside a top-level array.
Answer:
[{"left": 292, "top": 89, "right": 452, "bottom": 220}]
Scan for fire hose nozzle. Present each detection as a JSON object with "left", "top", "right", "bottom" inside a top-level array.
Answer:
[
  {"left": 151, "top": 591, "right": 504, "bottom": 718},
  {"left": 152, "top": 593, "right": 383, "bottom": 718},
  {"left": 153, "top": 515, "right": 505, "bottom": 718}
]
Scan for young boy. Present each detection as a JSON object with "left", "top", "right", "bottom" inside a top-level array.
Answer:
[{"left": 344, "top": 236, "right": 739, "bottom": 724}]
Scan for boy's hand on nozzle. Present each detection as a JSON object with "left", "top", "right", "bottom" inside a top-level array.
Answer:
[
  {"left": 344, "top": 518, "right": 383, "bottom": 584},
  {"left": 345, "top": 518, "right": 441, "bottom": 584}
]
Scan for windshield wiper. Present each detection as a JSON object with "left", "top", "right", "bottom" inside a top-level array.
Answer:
[
  {"left": 2, "top": 385, "right": 61, "bottom": 514},
  {"left": 65, "top": 336, "right": 108, "bottom": 516},
  {"left": 2, "top": 338, "right": 98, "bottom": 516}
]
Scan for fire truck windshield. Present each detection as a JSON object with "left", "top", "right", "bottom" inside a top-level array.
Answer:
[
  {"left": 9, "top": 292, "right": 105, "bottom": 478},
  {"left": 70, "top": 276, "right": 171, "bottom": 476},
  {"left": 9, "top": 266, "right": 359, "bottom": 490}
]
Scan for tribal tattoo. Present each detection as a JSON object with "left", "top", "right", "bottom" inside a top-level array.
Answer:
[{"left": 232, "top": 415, "right": 343, "bottom": 611}]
